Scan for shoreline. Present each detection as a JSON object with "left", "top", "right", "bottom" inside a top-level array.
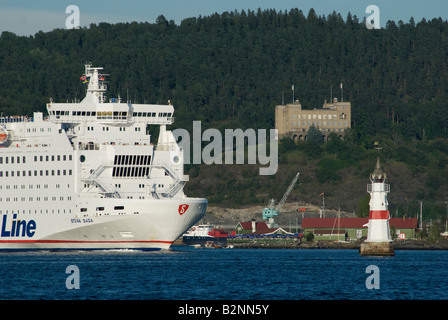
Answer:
[{"left": 174, "top": 238, "right": 448, "bottom": 250}]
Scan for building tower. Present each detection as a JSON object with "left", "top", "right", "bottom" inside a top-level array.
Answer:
[{"left": 360, "top": 157, "right": 395, "bottom": 256}]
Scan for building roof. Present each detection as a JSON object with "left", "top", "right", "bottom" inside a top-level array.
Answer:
[
  {"left": 302, "top": 217, "right": 368, "bottom": 229},
  {"left": 390, "top": 218, "right": 419, "bottom": 229},
  {"left": 236, "top": 221, "right": 295, "bottom": 235},
  {"left": 302, "top": 217, "right": 418, "bottom": 229},
  {"left": 238, "top": 221, "right": 269, "bottom": 230}
]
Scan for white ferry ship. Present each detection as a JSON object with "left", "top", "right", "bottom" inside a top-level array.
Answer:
[{"left": 0, "top": 64, "right": 207, "bottom": 251}]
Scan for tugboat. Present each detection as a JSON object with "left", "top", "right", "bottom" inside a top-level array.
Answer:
[{"left": 182, "top": 225, "right": 228, "bottom": 247}]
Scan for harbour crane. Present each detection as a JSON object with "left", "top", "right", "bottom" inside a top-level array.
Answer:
[{"left": 262, "top": 172, "right": 300, "bottom": 228}]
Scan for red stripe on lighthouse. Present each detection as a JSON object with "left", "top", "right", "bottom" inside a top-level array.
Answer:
[{"left": 369, "top": 210, "right": 389, "bottom": 219}]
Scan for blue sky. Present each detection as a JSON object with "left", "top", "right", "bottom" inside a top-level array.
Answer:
[{"left": 1, "top": 0, "right": 448, "bottom": 36}]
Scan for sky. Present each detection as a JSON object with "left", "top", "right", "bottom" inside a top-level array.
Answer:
[{"left": 1, "top": 0, "right": 448, "bottom": 36}]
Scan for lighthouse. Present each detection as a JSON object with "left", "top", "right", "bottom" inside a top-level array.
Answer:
[{"left": 360, "top": 157, "right": 395, "bottom": 256}]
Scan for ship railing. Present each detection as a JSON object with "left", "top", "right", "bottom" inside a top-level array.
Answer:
[
  {"left": 0, "top": 116, "right": 33, "bottom": 123},
  {"left": 65, "top": 127, "right": 77, "bottom": 138},
  {"left": 49, "top": 114, "right": 133, "bottom": 125},
  {"left": 164, "top": 180, "right": 186, "bottom": 198},
  {"left": 133, "top": 117, "right": 174, "bottom": 125},
  {"left": 81, "top": 178, "right": 121, "bottom": 199},
  {"left": 85, "top": 161, "right": 109, "bottom": 180},
  {"left": 80, "top": 161, "right": 122, "bottom": 198},
  {"left": 96, "top": 118, "right": 132, "bottom": 124},
  {"left": 148, "top": 164, "right": 188, "bottom": 198},
  {"left": 151, "top": 164, "right": 188, "bottom": 182}
]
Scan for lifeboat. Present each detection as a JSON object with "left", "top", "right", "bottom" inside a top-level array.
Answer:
[{"left": 0, "top": 127, "right": 8, "bottom": 144}]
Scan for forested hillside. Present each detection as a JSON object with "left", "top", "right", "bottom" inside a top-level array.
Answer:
[{"left": 1, "top": 8, "right": 448, "bottom": 220}]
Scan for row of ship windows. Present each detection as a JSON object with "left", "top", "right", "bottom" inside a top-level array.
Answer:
[
  {"left": 0, "top": 184, "right": 70, "bottom": 190},
  {"left": 0, "top": 196, "right": 72, "bottom": 202},
  {"left": 114, "top": 155, "right": 151, "bottom": 165},
  {"left": 83, "top": 206, "right": 125, "bottom": 212},
  {"left": 133, "top": 112, "right": 172, "bottom": 118},
  {"left": 0, "top": 169, "right": 73, "bottom": 178},
  {"left": 112, "top": 166, "right": 150, "bottom": 177},
  {"left": 25, "top": 127, "right": 52, "bottom": 133},
  {"left": 52, "top": 110, "right": 172, "bottom": 118},
  {"left": 86, "top": 126, "right": 142, "bottom": 132},
  {"left": 0, "top": 209, "right": 73, "bottom": 214},
  {"left": 113, "top": 184, "right": 164, "bottom": 189},
  {"left": 0, "top": 155, "right": 72, "bottom": 164}
]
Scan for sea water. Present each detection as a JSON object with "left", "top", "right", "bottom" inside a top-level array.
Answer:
[{"left": 0, "top": 247, "right": 446, "bottom": 300}]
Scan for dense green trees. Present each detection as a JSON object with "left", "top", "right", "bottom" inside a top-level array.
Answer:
[
  {"left": 1, "top": 8, "right": 448, "bottom": 138},
  {"left": 0, "top": 8, "right": 447, "bottom": 219}
]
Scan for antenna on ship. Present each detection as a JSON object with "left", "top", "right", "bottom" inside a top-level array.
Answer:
[{"left": 80, "top": 63, "right": 108, "bottom": 103}]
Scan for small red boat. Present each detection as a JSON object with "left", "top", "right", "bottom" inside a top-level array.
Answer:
[{"left": 182, "top": 225, "right": 228, "bottom": 247}]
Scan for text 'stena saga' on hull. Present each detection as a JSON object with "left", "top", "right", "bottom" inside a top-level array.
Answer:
[{"left": 0, "top": 64, "right": 207, "bottom": 250}]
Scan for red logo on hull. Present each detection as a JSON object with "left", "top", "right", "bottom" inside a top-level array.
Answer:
[{"left": 178, "top": 204, "right": 189, "bottom": 215}]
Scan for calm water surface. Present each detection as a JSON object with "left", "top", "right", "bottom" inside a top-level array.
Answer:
[{"left": 0, "top": 247, "right": 446, "bottom": 300}]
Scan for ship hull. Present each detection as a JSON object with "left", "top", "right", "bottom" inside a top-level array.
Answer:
[{"left": 0, "top": 198, "right": 207, "bottom": 251}]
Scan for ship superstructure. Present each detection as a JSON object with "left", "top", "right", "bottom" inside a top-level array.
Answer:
[{"left": 0, "top": 64, "right": 207, "bottom": 250}]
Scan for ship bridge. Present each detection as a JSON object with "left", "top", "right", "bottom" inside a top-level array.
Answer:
[
  {"left": 46, "top": 64, "right": 174, "bottom": 126},
  {"left": 47, "top": 102, "right": 174, "bottom": 126}
]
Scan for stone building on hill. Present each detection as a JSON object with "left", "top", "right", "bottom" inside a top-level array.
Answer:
[{"left": 275, "top": 97, "right": 351, "bottom": 141}]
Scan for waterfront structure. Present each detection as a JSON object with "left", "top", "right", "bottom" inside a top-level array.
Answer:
[
  {"left": 235, "top": 221, "right": 271, "bottom": 235},
  {"left": 235, "top": 220, "right": 293, "bottom": 236},
  {"left": 359, "top": 157, "right": 395, "bottom": 256},
  {"left": 275, "top": 97, "right": 351, "bottom": 141},
  {"left": 0, "top": 64, "right": 207, "bottom": 251},
  {"left": 302, "top": 217, "right": 418, "bottom": 241}
]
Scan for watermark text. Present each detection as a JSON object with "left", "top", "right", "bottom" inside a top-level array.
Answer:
[
  {"left": 365, "top": 5, "right": 380, "bottom": 29},
  {"left": 365, "top": 265, "right": 380, "bottom": 289},
  {"left": 173, "top": 121, "right": 278, "bottom": 175},
  {"left": 65, "top": 5, "right": 80, "bottom": 30},
  {"left": 65, "top": 265, "right": 80, "bottom": 289}
]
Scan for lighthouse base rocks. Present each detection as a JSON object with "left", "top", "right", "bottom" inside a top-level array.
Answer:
[{"left": 359, "top": 242, "right": 394, "bottom": 256}]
